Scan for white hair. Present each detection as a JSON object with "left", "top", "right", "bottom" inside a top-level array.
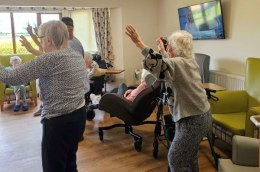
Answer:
[
  {"left": 38, "top": 20, "right": 69, "bottom": 49},
  {"left": 168, "top": 30, "right": 194, "bottom": 59},
  {"left": 84, "top": 52, "right": 93, "bottom": 62},
  {"left": 10, "top": 56, "right": 22, "bottom": 65}
]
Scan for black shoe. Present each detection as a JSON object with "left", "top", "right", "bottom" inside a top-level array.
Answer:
[
  {"left": 22, "top": 105, "right": 28, "bottom": 111},
  {"left": 13, "top": 104, "right": 20, "bottom": 112}
]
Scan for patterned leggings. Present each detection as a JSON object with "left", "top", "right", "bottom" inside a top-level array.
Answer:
[{"left": 168, "top": 111, "right": 211, "bottom": 172}]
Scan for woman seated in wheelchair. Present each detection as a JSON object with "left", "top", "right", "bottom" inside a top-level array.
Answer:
[
  {"left": 84, "top": 52, "right": 107, "bottom": 78},
  {"left": 5, "top": 56, "right": 28, "bottom": 112},
  {"left": 84, "top": 52, "right": 106, "bottom": 121},
  {"left": 110, "top": 69, "right": 151, "bottom": 102}
]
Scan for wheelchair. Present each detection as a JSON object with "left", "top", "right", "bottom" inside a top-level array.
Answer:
[{"left": 85, "top": 54, "right": 112, "bottom": 121}]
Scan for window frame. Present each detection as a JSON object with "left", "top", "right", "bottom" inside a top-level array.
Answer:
[{"left": 0, "top": 11, "right": 61, "bottom": 54}]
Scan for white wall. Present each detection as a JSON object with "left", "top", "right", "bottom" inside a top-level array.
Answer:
[
  {"left": 110, "top": 8, "right": 124, "bottom": 82},
  {"left": 158, "top": 0, "right": 260, "bottom": 76}
]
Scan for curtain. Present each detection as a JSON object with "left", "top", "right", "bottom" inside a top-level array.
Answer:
[{"left": 92, "top": 8, "right": 114, "bottom": 65}]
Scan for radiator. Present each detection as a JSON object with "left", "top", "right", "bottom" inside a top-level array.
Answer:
[{"left": 209, "top": 70, "right": 245, "bottom": 90}]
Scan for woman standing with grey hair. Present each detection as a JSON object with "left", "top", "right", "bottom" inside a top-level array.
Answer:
[
  {"left": 0, "top": 20, "right": 88, "bottom": 172},
  {"left": 125, "top": 25, "right": 211, "bottom": 172}
]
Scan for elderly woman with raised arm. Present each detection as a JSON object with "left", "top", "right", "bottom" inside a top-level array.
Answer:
[
  {"left": 125, "top": 25, "right": 211, "bottom": 172},
  {"left": 0, "top": 20, "right": 88, "bottom": 172}
]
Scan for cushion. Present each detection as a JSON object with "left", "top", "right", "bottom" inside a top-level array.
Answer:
[
  {"left": 212, "top": 112, "right": 246, "bottom": 136},
  {"left": 218, "top": 159, "right": 259, "bottom": 172}
]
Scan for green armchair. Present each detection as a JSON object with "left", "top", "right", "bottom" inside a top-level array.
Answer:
[
  {"left": 209, "top": 57, "right": 260, "bottom": 144},
  {"left": 0, "top": 54, "right": 38, "bottom": 111}
]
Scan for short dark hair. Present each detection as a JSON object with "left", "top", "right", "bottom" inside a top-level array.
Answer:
[{"left": 61, "top": 17, "right": 74, "bottom": 27}]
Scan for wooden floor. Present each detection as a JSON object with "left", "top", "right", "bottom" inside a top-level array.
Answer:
[{"left": 0, "top": 100, "right": 230, "bottom": 172}]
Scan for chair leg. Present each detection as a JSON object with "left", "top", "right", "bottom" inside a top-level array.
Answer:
[
  {"left": 98, "top": 124, "right": 126, "bottom": 141},
  {"left": 127, "top": 126, "right": 142, "bottom": 152},
  {"left": 0, "top": 102, "right": 3, "bottom": 111},
  {"left": 98, "top": 123, "right": 143, "bottom": 152},
  {"left": 212, "top": 132, "right": 216, "bottom": 145}
]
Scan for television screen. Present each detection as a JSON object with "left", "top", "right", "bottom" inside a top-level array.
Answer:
[{"left": 178, "top": 0, "right": 225, "bottom": 40}]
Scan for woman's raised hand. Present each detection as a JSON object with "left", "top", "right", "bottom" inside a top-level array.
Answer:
[{"left": 125, "top": 25, "right": 146, "bottom": 50}]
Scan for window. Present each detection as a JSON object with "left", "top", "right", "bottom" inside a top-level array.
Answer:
[
  {"left": 71, "top": 9, "right": 98, "bottom": 52},
  {"left": 13, "top": 13, "right": 37, "bottom": 54},
  {"left": 41, "top": 13, "right": 60, "bottom": 23},
  {"left": 0, "top": 12, "right": 60, "bottom": 54},
  {"left": 0, "top": 13, "right": 12, "bottom": 54},
  {"left": 0, "top": 9, "right": 98, "bottom": 54}
]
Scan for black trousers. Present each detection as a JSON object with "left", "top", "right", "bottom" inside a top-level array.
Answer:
[{"left": 41, "top": 107, "right": 86, "bottom": 172}]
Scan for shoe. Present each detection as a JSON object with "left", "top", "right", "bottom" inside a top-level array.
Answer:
[
  {"left": 22, "top": 105, "right": 28, "bottom": 111},
  {"left": 13, "top": 104, "right": 20, "bottom": 112},
  {"left": 33, "top": 107, "right": 42, "bottom": 116}
]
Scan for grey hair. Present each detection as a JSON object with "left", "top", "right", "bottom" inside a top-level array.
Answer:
[
  {"left": 10, "top": 56, "right": 22, "bottom": 64},
  {"left": 38, "top": 20, "right": 69, "bottom": 49},
  {"left": 168, "top": 30, "right": 194, "bottom": 59}
]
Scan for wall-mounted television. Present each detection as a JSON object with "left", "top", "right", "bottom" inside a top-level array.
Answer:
[{"left": 178, "top": 0, "right": 225, "bottom": 40}]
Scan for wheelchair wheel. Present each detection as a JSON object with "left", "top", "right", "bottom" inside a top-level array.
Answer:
[
  {"left": 86, "top": 108, "right": 95, "bottom": 121},
  {"left": 134, "top": 140, "right": 142, "bottom": 152}
]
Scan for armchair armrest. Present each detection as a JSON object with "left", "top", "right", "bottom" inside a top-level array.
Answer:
[
  {"left": 0, "top": 82, "right": 6, "bottom": 102},
  {"left": 29, "top": 80, "right": 37, "bottom": 97},
  {"left": 209, "top": 90, "right": 248, "bottom": 114},
  {"left": 232, "top": 135, "right": 259, "bottom": 167},
  {"left": 245, "top": 106, "right": 260, "bottom": 137}
]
